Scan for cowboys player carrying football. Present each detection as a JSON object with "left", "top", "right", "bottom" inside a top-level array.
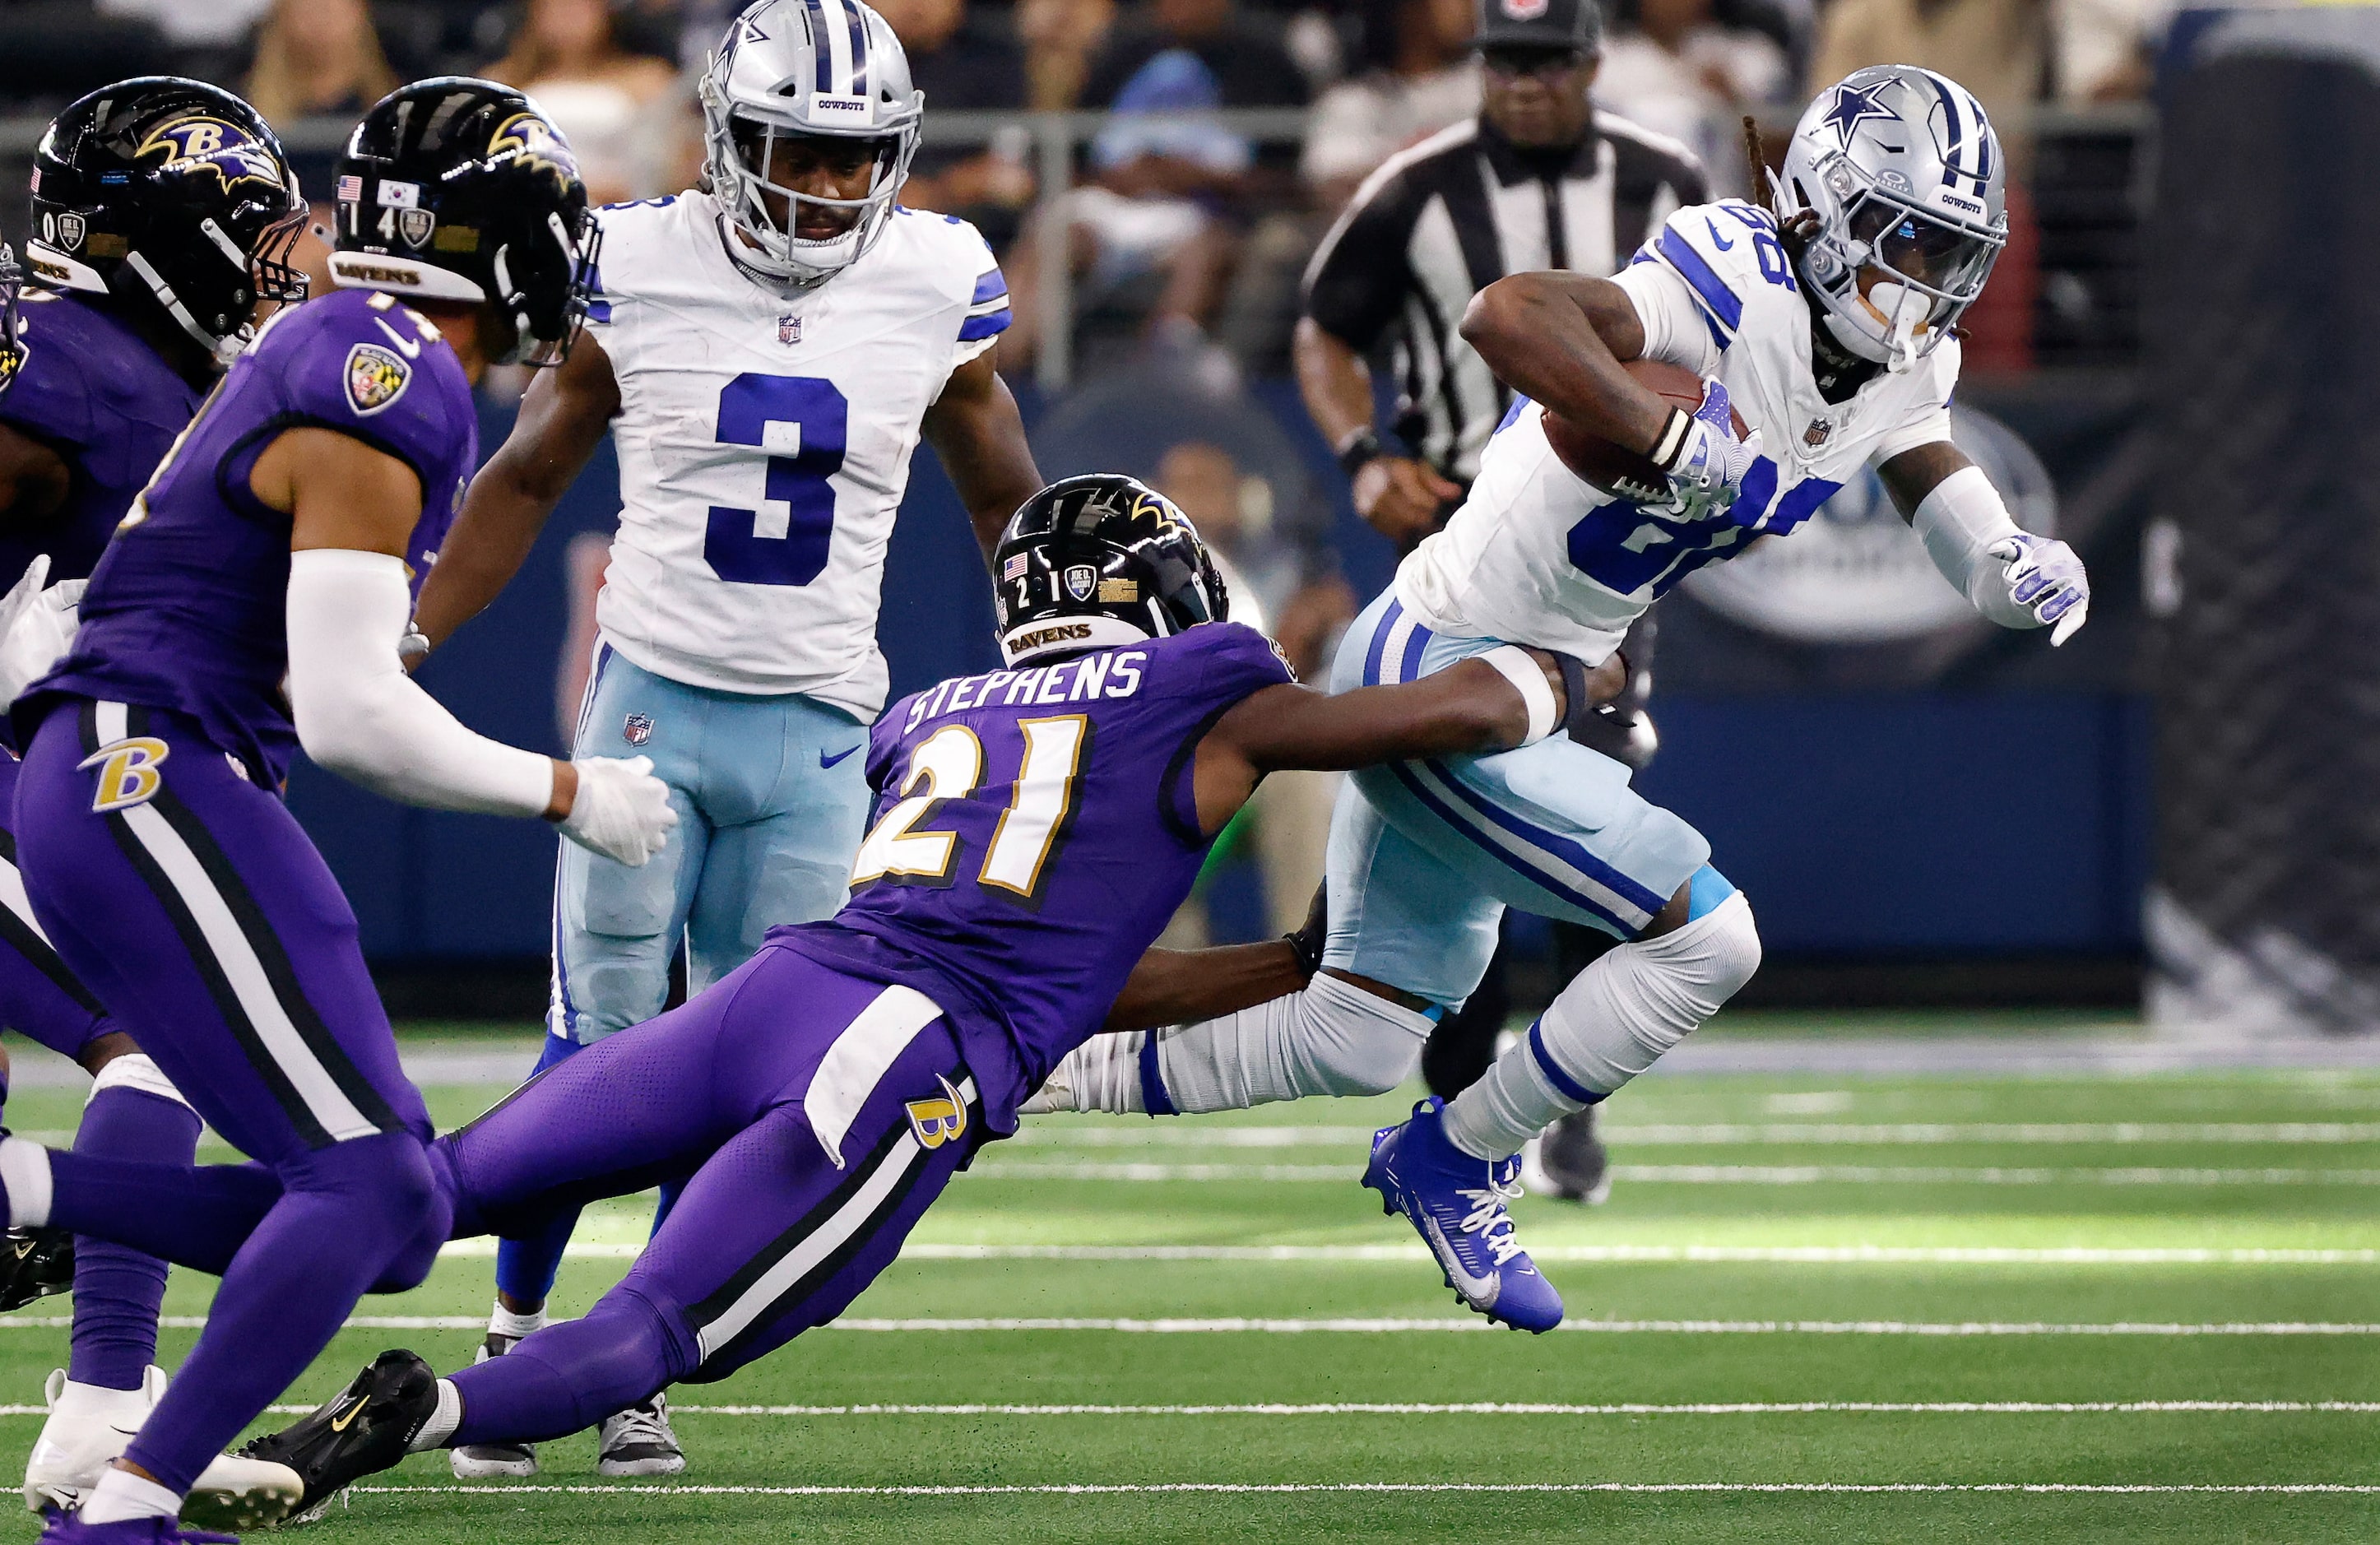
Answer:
[
  {"left": 2, "top": 80, "right": 673, "bottom": 1543},
  {"left": 407, "top": 0, "right": 1043, "bottom": 1478},
  {"left": 1028, "top": 65, "right": 2092, "bottom": 1332},
  {"left": 0, "top": 77, "right": 308, "bottom": 1519}
]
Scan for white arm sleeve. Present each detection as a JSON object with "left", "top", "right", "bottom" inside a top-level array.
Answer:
[
  {"left": 1608, "top": 262, "right": 1723, "bottom": 375},
  {"left": 1909, "top": 462, "right": 2034, "bottom": 629},
  {"left": 285, "top": 549, "right": 558, "bottom": 815}
]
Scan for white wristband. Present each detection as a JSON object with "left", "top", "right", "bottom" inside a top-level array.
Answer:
[
  {"left": 1910, "top": 464, "right": 2031, "bottom": 629},
  {"left": 1478, "top": 644, "right": 1561, "bottom": 746}
]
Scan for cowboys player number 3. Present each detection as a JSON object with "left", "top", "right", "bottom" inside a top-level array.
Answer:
[{"left": 408, "top": 0, "right": 1042, "bottom": 1478}]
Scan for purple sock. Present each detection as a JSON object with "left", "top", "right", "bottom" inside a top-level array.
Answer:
[
  {"left": 47, "top": 1152, "right": 284, "bottom": 1277},
  {"left": 449, "top": 1287, "right": 689, "bottom": 1447},
  {"left": 67, "top": 1085, "right": 202, "bottom": 1390},
  {"left": 119, "top": 1133, "right": 444, "bottom": 1495}
]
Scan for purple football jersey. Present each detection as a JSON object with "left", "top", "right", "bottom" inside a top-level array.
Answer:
[
  {"left": 0, "top": 291, "right": 202, "bottom": 584},
  {"left": 778, "top": 622, "right": 1294, "bottom": 1128},
  {"left": 26, "top": 286, "right": 476, "bottom": 785}
]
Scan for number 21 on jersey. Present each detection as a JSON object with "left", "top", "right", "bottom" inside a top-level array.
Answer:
[{"left": 850, "top": 717, "right": 1090, "bottom": 902}]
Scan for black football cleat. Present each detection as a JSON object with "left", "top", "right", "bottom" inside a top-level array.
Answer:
[
  {"left": 234, "top": 1350, "right": 438, "bottom": 1524},
  {"left": 1537, "top": 1109, "right": 1612, "bottom": 1205},
  {"left": 0, "top": 1227, "right": 74, "bottom": 1311}
]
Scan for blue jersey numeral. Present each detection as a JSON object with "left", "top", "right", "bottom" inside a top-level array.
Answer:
[
  {"left": 1717, "top": 206, "right": 1796, "bottom": 292},
  {"left": 703, "top": 373, "right": 847, "bottom": 587},
  {"left": 1564, "top": 457, "right": 1844, "bottom": 596}
]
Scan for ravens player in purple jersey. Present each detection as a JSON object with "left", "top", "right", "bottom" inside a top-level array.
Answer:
[
  {"left": 0, "top": 475, "right": 1610, "bottom": 1519},
  {"left": 0, "top": 80, "right": 675, "bottom": 1544},
  {"left": 0, "top": 78, "right": 311, "bottom": 1519}
]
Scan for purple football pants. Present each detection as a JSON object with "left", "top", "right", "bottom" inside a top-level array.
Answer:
[
  {"left": 439, "top": 944, "right": 981, "bottom": 1443},
  {"left": 0, "top": 749, "right": 199, "bottom": 1393},
  {"left": 14, "top": 701, "right": 444, "bottom": 1494}
]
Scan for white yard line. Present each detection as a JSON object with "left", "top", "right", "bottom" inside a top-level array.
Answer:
[
  {"left": 891, "top": 1243, "right": 2380, "bottom": 1264},
  {"left": 970, "top": 1161, "right": 2380, "bottom": 1185},
  {"left": 1, "top": 1315, "right": 2373, "bottom": 1337},
  {"left": 421, "top": 1241, "right": 2380, "bottom": 1264},
  {"left": 1012, "top": 1122, "right": 2380, "bottom": 1148},
  {"left": 341, "top": 1481, "right": 2380, "bottom": 1496},
  {"left": 823, "top": 1317, "right": 2380, "bottom": 1334},
  {"left": 6, "top": 1399, "right": 2371, "bottom": 1418}
]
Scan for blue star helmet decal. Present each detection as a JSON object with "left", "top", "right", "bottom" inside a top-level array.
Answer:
[{"left": 1819, "top": 81, "right": 1899, "bottom": 149}]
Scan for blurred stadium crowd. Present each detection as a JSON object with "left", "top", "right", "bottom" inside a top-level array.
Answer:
[
  {"left": 0, "top": 0, "right": 2161, "bottom": 373},
  {"left": 0, "top": 0, "right": 2173, "bottom": 986}
]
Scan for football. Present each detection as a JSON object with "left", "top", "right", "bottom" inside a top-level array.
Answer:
[{"left": 1540, "top": 358, "right": 1747, "bottom": 499}]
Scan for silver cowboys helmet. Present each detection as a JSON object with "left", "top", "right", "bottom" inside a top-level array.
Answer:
[
  {"left": 699, "top": 0, "right": 923, "bottom": 291},
  {"left": 1776, "top": 64, "right": 2007, "bottom": 372}
]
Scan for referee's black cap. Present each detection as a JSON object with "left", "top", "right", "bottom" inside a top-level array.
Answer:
[{"left": 1473, "top": 0, "right": 1603, "bottom": 53}]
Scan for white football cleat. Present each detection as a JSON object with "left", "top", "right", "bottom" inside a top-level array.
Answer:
[
  {"left": 24, "top": 1365, "right": 304, "bottom": 1527},
  {"left": 24, "top": 1366, "right": 161, "bottom": 1513}
]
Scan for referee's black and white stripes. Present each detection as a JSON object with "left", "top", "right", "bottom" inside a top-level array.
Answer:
[{"left": 1303, "top": 113, "right": 1708, "bottom": 485}]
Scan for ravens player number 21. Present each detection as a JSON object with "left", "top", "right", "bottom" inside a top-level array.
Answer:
[{"left": 406, "top": 0, "right": 1044, "bottom": 1480}]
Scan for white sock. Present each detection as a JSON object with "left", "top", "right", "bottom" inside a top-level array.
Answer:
[
  {"left": 488, "top": 1301, "right": 547, "bottom": 1341},
  {"left": 0, "top": 1135, "right": 52, "bottom": 1228},
  {"left": 78, "top": 1465, "right": 182, "bottom": 1524},
  {"left": 1443, "top": 893, "right": 1761, "bottom": 1160},
  {"left": 1029, "top": 975, "right": 1436, "bottom": 1116},
  {"left": 1157, "top": 972, "right": 1434, "bottom": 1111},
  {"left": 409, "top": 1379, "right": 464, "bottom": 1452},
  {"left": 86, "top": 1052, "right": 193, "bottom": 1111}
]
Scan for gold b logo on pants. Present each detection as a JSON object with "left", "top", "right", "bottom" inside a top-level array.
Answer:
[
  {"left": 905, "top": 1074, "right": 968, "bottom": 1151},
  {"left": 79, "top": 736, "right": 170, "bottom": 813}
]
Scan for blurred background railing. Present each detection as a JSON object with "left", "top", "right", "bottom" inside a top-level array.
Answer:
[{"left": 0, "top": 0, "right": 2200, "bottom": 1020}]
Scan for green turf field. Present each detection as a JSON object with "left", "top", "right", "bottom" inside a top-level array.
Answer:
[{"left": 3, "top": 1014, "right": 2378, "bottom": 1543}]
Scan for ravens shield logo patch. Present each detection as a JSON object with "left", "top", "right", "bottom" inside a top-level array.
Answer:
[{"left": 344, "top": 341, "right": 411, "bottom": 417}]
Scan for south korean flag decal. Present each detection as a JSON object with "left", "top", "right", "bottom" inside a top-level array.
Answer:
[{"left": 344, "top": 341, "right": 411, "bottom": 416}]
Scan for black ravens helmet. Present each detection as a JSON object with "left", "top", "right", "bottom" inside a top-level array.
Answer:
[
  {"left": 26, "top": 77, "right": 306, "bottom": 364},
  {"left": 330, "top": 78, "right": 598, "bottom": 369},
  {"left": 992, "top": 475, "right": 1228, "bottom": 666}
]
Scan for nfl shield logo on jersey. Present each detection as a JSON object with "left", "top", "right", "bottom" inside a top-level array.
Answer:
[
  {"left": 622, "top": 712, "right": 654, "bottom": 746},
  {"left": 777, "top": 313, "right": 801, "bottom": 346},
  {"left": 342, "top": 342, "right": 411, "bottom": 416},
  {"left": 1804, "top": 417, "right": 1834, "bottom": 448},
  {"left": 1065, "top": 564, "right": 1097, "bottom": 602}
]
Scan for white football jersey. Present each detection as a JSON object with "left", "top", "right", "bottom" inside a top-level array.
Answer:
[
  {"left": 1397, "top": 198, "right": 1960, "bottom": 663},
  {"left": 586, "top": 189, "right": 1009, "bottom": 716}
]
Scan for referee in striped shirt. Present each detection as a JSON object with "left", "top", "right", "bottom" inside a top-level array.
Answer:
[
  {"left": 1292, "top": 0, "right": 1709, "bottom": 1203},
  {"left": 1296, "top": 0, "right": 1708, "bottom": 547}
]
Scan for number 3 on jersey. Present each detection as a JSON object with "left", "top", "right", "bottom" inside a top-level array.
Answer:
[
  {"left": 851, "top": 717, "right": 1091, "bottom": 902},
  {"left": 703, "top": 373, "right": 847, "bottom": 587}
]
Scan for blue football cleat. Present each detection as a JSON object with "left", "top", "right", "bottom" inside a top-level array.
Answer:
[{"left": 1362, "top": 1097, "right": 1564, "bottom": 1333}]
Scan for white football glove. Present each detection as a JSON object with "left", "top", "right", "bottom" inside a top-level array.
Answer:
[
  {"left": 559, "top": 754, "right": 678, "bottom": 867},
  {"left": 1652, "top": 380, "right": 1764, "bottom": 520},
  {"left": 1988, "top": 533, "right": 2090, "bottom": 646},
  {"left": 0, "top": 555, "right": 85, "bottom": 707}
]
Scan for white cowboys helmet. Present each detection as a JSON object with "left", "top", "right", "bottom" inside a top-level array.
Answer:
[
  {"left": 1775, "top": 64, "right": 2008, "bottom": 373},
  {"left": 699, "top": 0, "right": 923, "bottom": 291}
]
